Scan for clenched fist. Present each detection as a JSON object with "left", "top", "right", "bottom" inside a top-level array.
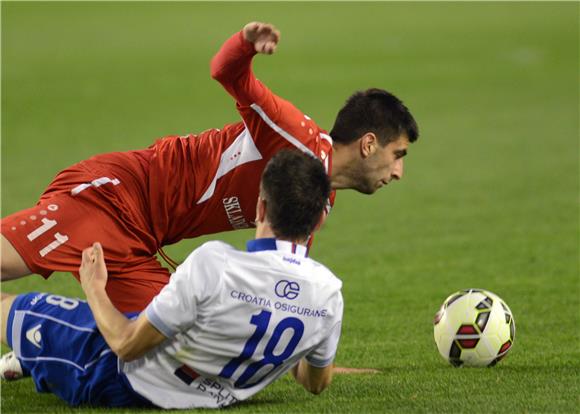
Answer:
[{"left": 243, "top": 22, "right": 281, "bottom": 55}]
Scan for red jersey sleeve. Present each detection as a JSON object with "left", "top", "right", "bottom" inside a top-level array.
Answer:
[
  {"left": 210, "top": 31, "right": 317, "bottom": 151},
  {"left": 210, "top": 29, "right": 336, "bottom": 253},
  {"left": 210, "top": 31, "right": 275, "bottom": 110}
]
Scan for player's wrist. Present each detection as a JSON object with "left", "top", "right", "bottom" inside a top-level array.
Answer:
[
  {"left": 82, "top": 281, "right": 107, "bottom": 300},
  {"left": 238, "top": 30, "right": 258, "bottom": 55}
]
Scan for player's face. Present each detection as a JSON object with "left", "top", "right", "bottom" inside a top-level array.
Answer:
[{"left": 356, "top": 135, "right": 409, "bottom": 194}]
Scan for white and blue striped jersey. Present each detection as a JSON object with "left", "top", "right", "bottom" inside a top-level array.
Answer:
[{"left": 121, "top": 238, "right": 343, "bottom": 409}]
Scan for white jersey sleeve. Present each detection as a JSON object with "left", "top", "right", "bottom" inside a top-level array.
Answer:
[
  {"left": 145, "top": 242, "right": 224, "bottom": 337},
  {"left": 305, "top": 295, "right": 343, "bottom": 367}
]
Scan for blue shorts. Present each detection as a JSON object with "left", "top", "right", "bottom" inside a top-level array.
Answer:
[{"left": 6, "top": 292, "right": 153, "bottom": 407}]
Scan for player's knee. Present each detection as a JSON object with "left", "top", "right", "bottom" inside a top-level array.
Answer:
[{"left": 0, "top": 235, "right": 31, "bottom": 280}]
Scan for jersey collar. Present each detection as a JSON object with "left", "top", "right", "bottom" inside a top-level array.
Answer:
[{"left": 246, "top": 238, "right": 309, "bottom": 258}]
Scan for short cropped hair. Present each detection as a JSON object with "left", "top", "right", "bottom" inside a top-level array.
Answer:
[
  {"left": 261, "top": 150, "right": 331, "bottom": 240},
  {"left": 330, "top": 88, "right": 419, "bottom": 146}
]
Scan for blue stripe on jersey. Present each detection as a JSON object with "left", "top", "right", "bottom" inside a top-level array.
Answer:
[
  {"left": 246, "top": 238, "right": 309, "bottom": 257},
  {"left": 246, "top": 238, "right": 278, "bottom": 252}
]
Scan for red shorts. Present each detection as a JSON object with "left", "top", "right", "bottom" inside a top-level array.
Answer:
[{"left": 1, "top": 151, "right": 170, "bottom": 313}]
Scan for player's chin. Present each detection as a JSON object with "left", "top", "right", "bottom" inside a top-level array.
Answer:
[
  {"left": 355, "top": 184, "right": 379, "bottom": 195},
  {"left": 371, "top": 180, "right": 389, "bottom": 193}
]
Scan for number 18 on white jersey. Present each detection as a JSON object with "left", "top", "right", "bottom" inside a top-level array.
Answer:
[{"left": 121, "top": 239, "right": 344, "bottom": 409}]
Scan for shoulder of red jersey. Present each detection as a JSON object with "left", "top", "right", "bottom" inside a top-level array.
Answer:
[{"left": 244, "top": 102, "right": 334, "bottom": 165}]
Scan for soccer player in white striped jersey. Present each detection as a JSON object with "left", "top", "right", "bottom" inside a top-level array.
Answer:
[{"left": 1, "top": 150, "right": 343, "bottom": 409}]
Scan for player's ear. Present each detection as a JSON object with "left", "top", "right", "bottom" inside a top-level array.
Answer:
[
  {"left": 256, "top": 196, "right": 267, "bottom": 224},
  {"left": 312, "top": 211, "right": 327, "bottom": 233},
  {"left": 360, "top": 133, "right": 378, "bottom": 158}
]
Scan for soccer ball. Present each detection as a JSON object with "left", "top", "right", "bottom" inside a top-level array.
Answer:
[{"left": 433, "top": 289, "right": 515, "bottom": 367}]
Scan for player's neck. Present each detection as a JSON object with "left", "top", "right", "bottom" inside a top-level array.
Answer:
[
  {"left": 254, "top": 226, "right": 308, "bottom": 246},
  {"left": 255, "top": 224, "right": 276, "bottom": 240},
  {"left": 330, "top": 142, "right": 358, "bottom": 190}
]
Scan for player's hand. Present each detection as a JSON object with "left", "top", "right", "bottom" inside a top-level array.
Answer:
[
  {"left": 79, "top": 242, "right": 108, "bottom": 294},
  {"left": 243, "top": 22, "right": 280, "bottom": 55}
]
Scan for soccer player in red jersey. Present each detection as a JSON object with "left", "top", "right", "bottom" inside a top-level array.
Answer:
[{"left": 1, "top": 22, "right": 419, "bottom": 313}]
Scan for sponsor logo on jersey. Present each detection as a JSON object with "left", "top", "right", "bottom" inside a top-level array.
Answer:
[
  {"left": 222, "top": 197, "right": 250, "bottom": 229},
  {"left": 283, "top": 256, "right": 301, "bottom": 265},
  {"left": 29, "top": 293, "right": 47, "bottom": 306},
  {"left": 275, "top": 280, "right": 300, "bottom": 300},
  {"left": 229, "top": 290, "right": 328, "bottom": 318},
  {"left": 196, "top": 378, "right": 239, "bottom": 407},
  {"left": 25, "top": 324, "right": 42, "bottom": 349},
  {"left": 174, "top": 364, "right": 200, "bottom": 385}
]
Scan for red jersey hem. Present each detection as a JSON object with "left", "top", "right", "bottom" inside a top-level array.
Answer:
[{"left": 1, "top": 228, "right": 53, "bottom": 278}]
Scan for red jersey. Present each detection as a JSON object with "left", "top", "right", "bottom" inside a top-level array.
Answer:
[
  {"left": 144, "top": 31, "right": 335, "bottom": 246},
  {"left": 1, "top": 31, "right": 335, "bottom": 312}
]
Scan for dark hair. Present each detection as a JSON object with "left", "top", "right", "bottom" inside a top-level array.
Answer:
[
  {"left": 261, "top": 150, "right": 331, "bottom": 240},
  {"left": 330, "top": 88, "right": 419, "bottom": 146}
]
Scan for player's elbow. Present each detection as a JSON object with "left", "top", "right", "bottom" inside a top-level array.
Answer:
[
  {"left": 304, "top": 377, "right": 332, "bottom": 395},
  {"left": 210, "top": 67, "right": 221, "bottom": 81},
  {"left": 115, "top": 349, "right": 138, "bottom": 362},
  {"left": 112, "top": 342, "right": 138, "bottom": 362},
  {"left": 209, "top": 59, "right": 226, "bottom": 82},
  {"left": 306, "top": 385, "right": 326, "bottom": 395},
  {"left": 112, "top": 335, "right": 144, "bottom": 362},
  {"left": 294, "top": 360, "right": 334, "bottom": 395}
]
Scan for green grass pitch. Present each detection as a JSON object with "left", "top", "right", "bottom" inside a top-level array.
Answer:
[{"left": 1, "top": 2, "right": 578, "bottom": 413}]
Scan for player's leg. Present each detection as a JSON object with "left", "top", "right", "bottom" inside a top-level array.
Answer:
[
  {"left": 1, "top": 191, "right": 165, "bottom": 311},
  {"left": 1, "top": 200, "right": 81, "bottom": 281},
  {"left": 2, "top": 154, "right": 159, "bottom": 290},
  {"left": 1, "top": 292, "right": 18, "bottom": 345},
  {"left": 0, "top": 293, "right": 25, "bottom": 380},
  {"left": 0, "top": 235, "right": 32, "bottom": 281},
  {"left": 2, "top": 159, "right": 169, "bottom": 314},
  {"left": 3, "top": 292, "right": 152, "bottom": 407}
]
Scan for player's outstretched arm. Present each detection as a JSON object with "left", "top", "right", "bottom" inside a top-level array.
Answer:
[
  {"left": 291, "top": 359, "right": 334, "bottom": 395},
  {"left": 210, "top": 22, "right": 280, "bottom": 106},
  {"left": 79, "top": 243, "right": 166, "bottom": 361}
]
